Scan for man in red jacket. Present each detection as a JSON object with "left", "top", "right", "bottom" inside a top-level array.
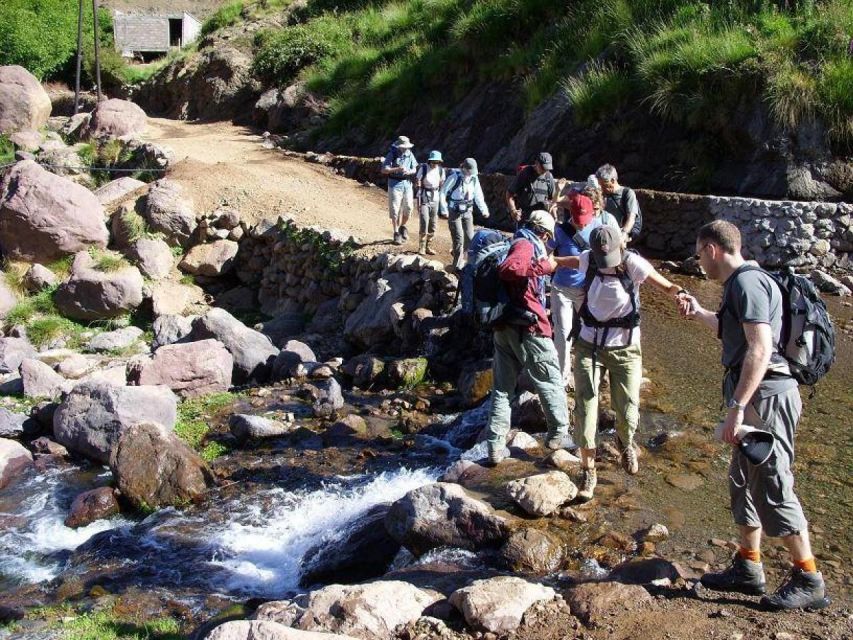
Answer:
[{"left": 484, "top": 210, "right": 571, "bottom": 466}]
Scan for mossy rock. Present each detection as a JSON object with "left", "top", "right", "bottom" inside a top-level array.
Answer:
[{"left": 387, "top": 357, "right": 428, "bottom": 388}]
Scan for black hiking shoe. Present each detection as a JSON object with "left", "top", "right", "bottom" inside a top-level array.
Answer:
[
  {"left": 761, "top": 568, "right": 830, "bottom": 611},
  {"left": 393, "top": 231, "right": 402, "bottom": 245},
  {"left": 700, "top": 555, "right": 767, "bottom": 596},
  {"left": 400, "top": 225, "right": 409, "bottom": 241}
]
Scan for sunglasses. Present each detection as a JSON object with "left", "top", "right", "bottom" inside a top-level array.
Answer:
[{"left": 692, "top": 243, "right": 710, "bottom": 260}]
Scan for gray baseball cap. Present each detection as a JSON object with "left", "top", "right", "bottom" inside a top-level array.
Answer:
[{"left": 589, "top": 225, "right": 623, "bottom": 268}]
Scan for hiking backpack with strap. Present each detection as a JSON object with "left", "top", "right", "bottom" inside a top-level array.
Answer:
[
  {"left": 717, "top": 265, "right": 836, "bottom": 387},
  {"left": 577, "top": 251, "right": 641, "bottom": 345},
  {"left": 607, "top": 189, "right": 643, "bottom": 237}
]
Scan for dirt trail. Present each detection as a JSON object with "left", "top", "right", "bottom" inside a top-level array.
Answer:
[{"left": 143, "top": 118, "right": 454, "bottom": 259}]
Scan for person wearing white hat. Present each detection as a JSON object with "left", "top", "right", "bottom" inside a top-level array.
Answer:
[{"left": 381, "top": 136, "right": 418, "bottom": 245}]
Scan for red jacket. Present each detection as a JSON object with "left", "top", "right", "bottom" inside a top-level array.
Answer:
[{"left": 497, "top": 238, "right": 554, "bottom": 337}]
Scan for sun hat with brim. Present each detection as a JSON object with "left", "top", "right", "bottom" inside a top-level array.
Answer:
[
  {"left": 589, "top": 225, "right": 622, "bottom": 268},
  {"left": 427, "top": 150, "right": 443, "bottom": 163},
  {"left": 528, "top": 210, "right": 555, "bottom": 238},
  {"left": 569, "top": 192, "right": 594, "bottom": 227},
  {"left": 393, "top": 135, "right": 414, "bottom": 149},
  {"left": 739, "top": 430, "right": 775, "bottom": 466}
]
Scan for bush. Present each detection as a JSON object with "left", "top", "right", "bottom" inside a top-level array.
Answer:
[
  {"left": 0, "top": 135, "right": 13, "bottom": 165},
  {"left": 818, "top": 57, "right": 853, "bottom": 144},
  {"left": 564, "top": 63, "right": 634, "bottom": 126},
  {"left": 201, "top": 1, "right": 245, "bottom": 38},
  {"left": 253, "top": 21, "right": 349, "bottom": 84}
]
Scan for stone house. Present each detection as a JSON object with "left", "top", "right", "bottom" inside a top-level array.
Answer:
[{"left": 112, "top": 10, "right": 201, "bottom": 60}]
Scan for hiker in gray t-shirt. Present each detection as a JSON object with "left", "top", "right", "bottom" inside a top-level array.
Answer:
[
  {"left": 679, "top": 220, "right": 829, "bottom": 611},
  {"left": 596, "top": 164, "right": 640, "bottom": 242}
]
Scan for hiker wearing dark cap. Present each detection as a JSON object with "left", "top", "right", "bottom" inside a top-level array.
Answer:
[
  {"left": 554, "top": 226, "right": 684, "bottom": 501},
  {"left": 442, "top": 157, "right": 489, "bottom": 272},
  {"left": 507, "top": 152, "right": 556, "bottom": 225},
  {"left": 415, "top": 150, "right": 446, "bottom": 256},
  {"left": 678, "top": 220, "right": 829, "bottom": 611},
  {"left": 484, "top": 210, "right": 571, "bottom": 467},
  {"left": 381, "top": 135, "right": 418, "bottom": 245},
  {"left": 548, "top": 192, "right": 619, "bottom": 389}
]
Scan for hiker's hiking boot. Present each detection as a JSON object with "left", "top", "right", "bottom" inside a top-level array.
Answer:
[
  {"left": 393, "top": 231, "right": 402, "bottom": 245},
  {"left": 761, "top": 568, "right": 830, "bottom": 611},
  {"left": 418, "top": 235, "right": 427, "bottom": 255},
  {"left": 425, "top": 234, "right": 437, "bottom": 255},
  {"left": 621, "top": 442, "right": 639, "bottom": 475},
  {"left": 545, "top": 434, "right": 563, "bottom": 451},
  {"left": 700, "top": 555, "right": 767, "bottom": 596},
  {"left": 400, "top": 225, "right": 409, "bottom": 241},
  {"left": 576, "top": 467, "right": 597, "bottom": 502},
  {"left": 483, "top": 443, "right": 506, "bottom": 468}
]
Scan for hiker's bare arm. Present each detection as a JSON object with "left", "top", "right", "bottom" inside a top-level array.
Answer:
[
  {"left": 679, "top": 293, "right": 718, "bottom": 332},
  {"left": 553, "top": 255, "right": 580, "bottom": 269},
  {"left": 646, "top": 269, "right": 682, "bottom": 298},
  {"left": 721, "top": 322, "right": 772, "bottom": 444},
  {"left": 622, "top": 211, "right": 636, "bottom": 237},
  {"left": 505, "top": 191, "right": 520, "bottom": 221}
]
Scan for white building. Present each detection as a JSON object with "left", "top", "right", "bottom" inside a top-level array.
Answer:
[{"left": 113, "top": 10, "right": 201, "bottom": 59}]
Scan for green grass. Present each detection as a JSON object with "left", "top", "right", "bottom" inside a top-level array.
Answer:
[
  {"left": 118, "top": 209, "right": 150, "bottom": 245},
  {"left": 201, "top": 0, "right": 245, "bottom": 38},
  {"left": 6, "top": 286, "right": 59, "bottom": 326},
  {"left": 3, "top": 286, "right": 90, "bottom": 349},
  {"left": 52, "top": 609, "right": 182, "bottom": 640},
  {"left": 0, "top": 134, "right": 13, "bottom": 165},
  {"left": 175, "top": 392, "right": 239, "bottom": 453},
  {"left": 88, "top": 248, "right": 129, "bottom": 273},
  {"left": 47, "top": 255, "right": 75, "bottom": 277},
  {"left": 563, "top": 62, "right": 634, "bottom": 126},
  {"left": 2, "top": 261, "right": 29, "bottom": 296}
]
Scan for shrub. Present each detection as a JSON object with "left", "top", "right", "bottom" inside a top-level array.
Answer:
[
  {"left": 817, "top": 57, "right": 853, "bottom": 144},
  {"left": 252, "top": 22, "right": 348, "bottom": 84},
  {"left": 201, "top": 1, "right": 245, "bottom": 38},
  {"left": 88, "top": 248, "right": 128, "bottom": 273},
  {"left": 766, "top": 61, "right": 817, "bottom": 130},
  {"left": 563, "top": 62, "right": 634, "bottom": 125}
]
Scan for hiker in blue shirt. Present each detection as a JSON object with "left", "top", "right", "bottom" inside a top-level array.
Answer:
[
  {"left": 441, "top": 157, "right": 489, "bottom": 272},
  {"left": 381, "top": 135, "right": 418, "bottom": 246}
]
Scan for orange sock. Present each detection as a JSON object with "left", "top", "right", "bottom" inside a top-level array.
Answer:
[
  {"left": 794, "top": 557, "right": 818, "bottom": 573},
  {"left": 738, "top": 547, "right": 761, "bottom": 563}
]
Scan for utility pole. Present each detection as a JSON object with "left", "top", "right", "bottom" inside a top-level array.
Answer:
[
  {"left": 74, "top": 0, "right": 84, "bottom": 113},
  {"left": 92, "top": 0, "right": 103, "bottom": 102}
]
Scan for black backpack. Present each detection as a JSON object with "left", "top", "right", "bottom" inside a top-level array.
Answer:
[
  {"left": 606, "top": 188, "right": 643, "bottom": 237},
  {"left": 718, "top": 265, "right": 836, "bottom": 387},
  {"left": 576, "top": 251, "right": 641, "bottom": 346}
]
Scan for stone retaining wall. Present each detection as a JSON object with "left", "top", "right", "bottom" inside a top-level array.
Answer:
[{"left": 309, "top": 151, "right": 853, "bottom": 272}]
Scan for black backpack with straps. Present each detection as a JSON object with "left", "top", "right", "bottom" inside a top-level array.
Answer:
[
  {"left": 576, "top": 251, "right": 641, "bottom": 346},
  {"left": 717, "top": 265, "right": 836, "bottom": 387},
  {"left": 606, "top": 188, "right": 643, "bottom": 237}
]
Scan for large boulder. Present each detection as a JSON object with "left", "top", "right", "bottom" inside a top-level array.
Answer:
[
  {"left": 110, "top": 421, "right": 214, "bottom": 509},
  {"left": 0, "top": 66, "right": 51, "bottom": 133},
  {"left": 0, "top": 337, "right": 37, "bottom": 374},
  {"left": 189, "top": 308, "right": 278, "bottom": 384},
  {"left": 344, "top": 273, "right": 414, "bottom": 349},
  {"left": 20, "top": 358, "right": 71, "bottom": 399},
  {"left": 137, "top": 339, "right": 233, "bottom": 398},
  {"left": 499, "top": 527, "right": 564, "bottom": 573},
  {"left": 93, "top": 177, "right": 146, "bottom": 206},
  {"left": 206, "top": 621, "right": 357, "bottom": 640},
  {"left": 300, "top": 504, "right": 400, "bottom": 587},
  {"left": 272, "top": 340, "right": 317, "bottom": 380},
  {"left": 125, "top": 237, "right": 174, "bottom": 280},
  {"left": 144, "top": 179, "right": 197, "bottom": 247},
  {"left": 179, "top": 240, "right": 239, "bottom": 276},
  {"left": 53, "top": 382, "right": 178, "bottom": 463},
  {"left": 64, "top": 486, "right": 120, "bottom": 528},
  {"left": 0, "top": 408, "right": 30, "bottom": 438},
  {"left": 151, "top": 281, "right": 205, "bottom": 317},
  {"left": 505, "top": 471, "right": 577, "bottom": 517},
  {"left": 385, "top": 482, "right": 509, "bottom": 556},
  {"left": 54, "top": 252, "right": 144, "bottom": 320},
  {"left": 449, "top": 576, "right": 556, "bottom": 634},
  {"left": 257, "top": 581, "right": 441, "bottom": 639},
  {"left": 0, "top": 437, "right": 33, "bottom": 490},
  {"left": 257, "top": 312, "right": 306, "bottom": 348},
  {"left": 22, "top": 264, "right": 58, "bottom": 293},
  {"left": 83, "top": 99, "right": 147, "bottom": 140},
  {"left": 0, "top": 160, "right": 108, "bottom": 262},
  {"left": 152, "top": 314, "right": 194, "bottom": 349}
]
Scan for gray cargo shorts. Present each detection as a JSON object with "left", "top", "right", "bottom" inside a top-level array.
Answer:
[{"left": 725, "top": 377, "right": 807, "bottom": 538}]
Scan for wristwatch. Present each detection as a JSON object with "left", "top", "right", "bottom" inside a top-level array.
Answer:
[{"left": 727, "top": 398, "right": 747, "bottom": 412}]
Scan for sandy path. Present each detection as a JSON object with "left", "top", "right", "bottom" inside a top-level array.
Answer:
[{"left": 143, "top": 118, "right": 455, "bottom": 260}]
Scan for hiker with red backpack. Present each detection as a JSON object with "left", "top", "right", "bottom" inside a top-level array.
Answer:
[
  {"left": 554, "top": 226, "right": 685, "bottom": 501},
  {"left": 507, "top": 152, "right": 556, "bottom": 225},
  {"left": 678, "top": 220, "right": 833, "bottom": 611},
  {"left": 596, "top": 164, "right": 643, "bottom": 243}
]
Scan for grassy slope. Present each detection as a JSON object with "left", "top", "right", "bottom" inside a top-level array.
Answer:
[{"left": 231, "top": 0, "right": 853, "bottom": 151}]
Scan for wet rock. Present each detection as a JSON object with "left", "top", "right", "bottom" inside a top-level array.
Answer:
[
  {"left": 546, "top": 449, "right": 581, "bottom": 472},
  {"left": 0, "top": 437, "right": 33, "bottom": 489},
  {"left": 0, "top": 65, "right": 52, "bottom": 133},
  {"left": 0, "top": 160, "right": 108, "bottom": 262},
  {"left": 144, "top": 179, "right": 197, "bottom": 247},
  {"left": 229, "top": 413, "right": 292, "bottom": 443},
  {"left": 596, "top": 531, "right": 636, "bottom": 553},
  {"left": 439, "top": 460, "right": 487, "bottom": 486},
  {"left": 268, "top": 581, "right": 441, "bottom": 639},
  {"left": 258, "top": 312, "right": 306, "bottom": 348},
  {"left": 499, "top": 528, "right": 564, "bottom": 573},
  {"left": 206, "top": 620, "right": 357, "bottom": 639},
  {"left": 31, "top": 437, "right": 68, "bottom": 457},
  {"left": 64, "top": 486, "right": 120, "bottom": 528},
  {"left": 299, "top": 378, "right": 344, "bottom": 418},
  {"left": 20, "top": 358, "right": 71, "bottom": 399},
  {"left": 641, "top": 523, "right": 670, "bottom": 543},
  {"left": 83, "top": 98, "right": 146, "bottom": 140},
  {"left": 125, "top": 237, "right": 174, "bottom": 280},
  {"left": 54, "top": 251, "right": 144, "bottom": 321},
  {"left": 87, "top": 326, "right": 144, "bottom": 353},
  {"left": 505, "top": 471, "right": 577, "bottom": 517},
  {"left": 22, "top": 264, "right": 58, "bottom": 293},
  {"left": 301, "top": 504, "right": 400, "bottom": 587},
  {"left": 387, "top": 358, "right": 428, "bottom": 388},
  {"left": 189, "top": 308, "right": 278, "bottom": 384},
  {"left": 564, "top": 582, "right": 652, "bottom": 627},
  {"left": 457, "top": 360, "right": 493, "bottom": 407},
  {"left": 342, "top": 355, "right": 385, "bottom": 389},
  {"left": 609, "top": 558, "right": 680, "bottom": 585},
  {"left": 0, "top": 407, "right": 29, "bottom": 437},
  {"left": 385, "top": 482, "right": 509, "bottom": 556},
  {"left": 110, "top": 421, "right": 214, "bottom": 510},
  {"left": 179, "top": 239, "right": 239, "bottom": 277},
  {"left": 53, "top": 382, "right": 178, "bottom": 464},
  {"left": 0, "top": 337, "right": 36, "bottom": 374},
  {"left": 93, "top": 177, "right": 145, "bottom": 206},
  {"left": 137, "top": 339, "right": 232, "bottom": 398},
  {"left": 152, "top": 314, "right": 194, "bottom": 349},
  {"left": 322, "top": 414, "right": 368, "bottom": 444},
  {"left": 272, "top": 340, "right": 317, "bottom": 380},
  {"left": 449, "top": 576, "right": 555, "bottom": 634}
]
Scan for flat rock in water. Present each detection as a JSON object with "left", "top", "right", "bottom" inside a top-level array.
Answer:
[
  {"left": 229, "top": 413, "right": 292, "bottom": 442},
  {"left": 449, "top": 576, "right": 555, "bottom": 634},
  {"left": 665, "top": 473, "right": 704, "bottom": 492},
  {"left": 64, "top": 486, "right": 120, "bottom": 528},
  {"left": 505, "top": 471, "right": 577, "bottom": 517}
]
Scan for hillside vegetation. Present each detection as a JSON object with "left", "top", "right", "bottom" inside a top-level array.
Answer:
[{"left": 234, "top": 0, "right": 853, "bottom": 149}]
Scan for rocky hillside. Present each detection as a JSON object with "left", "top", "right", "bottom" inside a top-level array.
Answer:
[{"left": 134, "top": 0, "right": 853, "bottom": 201}]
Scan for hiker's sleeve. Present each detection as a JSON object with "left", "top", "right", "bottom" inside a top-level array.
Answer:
[
  {"left": 474, "top": 181, "right": 489, "bottom": 217},
  {"left": 499, "top": 242, "right": 552, "bottom": 281},
  {"left": 381, "top": 152, "right": 393, "bottom": 171},
  {"left": 627, "top": 252, "right": 654, "bottom": 285},
  {"left": 626, "top": 188, "right": 640, "bottom": 217},
  {"left": 734, "top": 273, "right": 773, "bottom": 325}
]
